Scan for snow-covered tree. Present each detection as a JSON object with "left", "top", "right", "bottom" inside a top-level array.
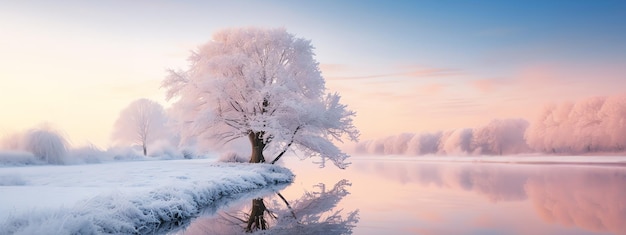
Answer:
[
  {"left": 438, "top": 128, "right": 473, "bottom": 155},
  {"left": 525, "top": 95, "right": 626, "bottom": 154},
  {"left": 599, "top": 95, "right": 626, "bottom": 150},
  {"left": 22, "top": 127, "right": 69, "bottom": 164},
  {"left": 472, "top": 119, "right": 529, "bottom": 155},
  {"left": 162, "top": 27, "right": 359, "bottom": 168},
  {"left": 1, "top": 125, "right": 69, "bottom": 164},
  {"left": 111, "top": 99, "right": 168, "bottom": 156}
]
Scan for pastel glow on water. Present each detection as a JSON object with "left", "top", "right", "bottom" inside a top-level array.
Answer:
[{"left": 268, "top": 156, "right": 625, "bottom": 234}]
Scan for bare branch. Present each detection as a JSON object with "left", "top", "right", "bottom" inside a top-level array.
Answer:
[{"left": 271, "top": 126, "right": 301, "bottom": 164}]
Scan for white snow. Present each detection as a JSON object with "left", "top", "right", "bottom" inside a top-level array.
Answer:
[{"left": 0, "top": 159, "right": 294, "bottom": 234}]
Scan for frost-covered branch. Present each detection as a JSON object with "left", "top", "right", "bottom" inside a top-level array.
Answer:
[
  {"left": 162, "top": 27, "right": 359, "bottom": 167},
  {"left": 271, "top": 126, "right": 301, "bottom": 164},
  {"left": 111, "top": 99, "right": 170, "bottom": 156}
]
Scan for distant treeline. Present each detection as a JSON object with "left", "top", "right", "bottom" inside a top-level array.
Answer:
[{"left": 355, "top": 94, "right": 626, "bottom": 155}]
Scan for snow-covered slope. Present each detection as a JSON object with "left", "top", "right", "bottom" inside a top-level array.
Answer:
[{"left": 0, "top": 159, "right": 294, "bottom": 234}]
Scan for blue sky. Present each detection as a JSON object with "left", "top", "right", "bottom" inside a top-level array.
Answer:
[{"left": 1, "top": 1, "right": 625, "bottom": 147}]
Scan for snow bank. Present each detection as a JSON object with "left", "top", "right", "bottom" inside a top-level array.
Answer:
[{"left": 0, "top": 160, "right": 294, "bottom": 235}]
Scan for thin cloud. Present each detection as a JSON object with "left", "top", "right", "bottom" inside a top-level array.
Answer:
[
  {"left": 318, "top": 63, "right": 351, "bottom": 74},
  {"left": 403, "top": 68, "right": 463, "bottom": 78},
  {"left": 469, "top": 78, "right": 511, "bottom": 93},
  {"left": 417, "top": 83, "right": 446, "bottom": 95},
  {"left": 367, "top": 91, "right": 413, "bottom": 100},
  {"left": 425, "top": 98, "right": 488, "bottom": 117},
  {"left": 324, "top": 65, "right": 463, "bottom": 81},
  {"left": 328, "top": 73, "right": 396, "bottom": 81},
  {"left": 436, "top": 98, "right": 483, "bottom": 109}
]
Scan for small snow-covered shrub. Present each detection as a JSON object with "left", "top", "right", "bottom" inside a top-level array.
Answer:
[
  {"left": 218, "top": 151, "right": 248, "bottom": 163},
  {"left": 177, "top": 146, "right": 207, "bottom": 159},
  {"left": 22, "top": 128, "right": 68, "bottom": 164},
  {"left": 107, "top": 146, "right": 144, "bottom": 161},
  {"left": 147, "top": 140, "right": 183, "bottom": 159},
  {"left": 68, "top": 144, "right": 110, "bottom": 164},
  {"left": 0, "top": 151, "right": 40, "bottom": 166},
  {"left": 181, "top": 148, "right": 196, "bottom": 159}
]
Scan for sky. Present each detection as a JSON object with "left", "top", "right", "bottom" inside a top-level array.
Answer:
[{"left": 1, "top": 0, "right": 625, "bottom": 148}]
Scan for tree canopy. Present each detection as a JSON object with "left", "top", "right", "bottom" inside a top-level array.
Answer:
[
  {"left": 163, "top": 27, "right": 359, "bottom": 168},
  {"left": 111, "top": 98, "right": 168, "bottom": 156}
]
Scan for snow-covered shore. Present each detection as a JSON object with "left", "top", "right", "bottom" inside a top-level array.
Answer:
[{"left": 0, "top": 159, "right": 294, "bottom": 234}]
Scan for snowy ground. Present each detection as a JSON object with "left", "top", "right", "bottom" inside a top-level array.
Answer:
[{"left": 0, "top": 159, "right": 294, "bottom": 234}]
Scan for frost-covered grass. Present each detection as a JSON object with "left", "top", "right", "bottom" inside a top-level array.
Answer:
[
  {"left": 0, "top": 145, "right": 209, "bottom": 167},
  {"left": 217, "top": 151, "right": 249, "bottom": 163},
  {"left": 0, "top": 159, "right": 294, "bottom": 234},
  {"left": 1, "top": 125, "right": 206, "bottom": 166}
]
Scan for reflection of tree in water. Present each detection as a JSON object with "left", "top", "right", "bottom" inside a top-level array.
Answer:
[
  {"left": 525, "top": 168, "right": 626, "bottom": 234},
  {"left": 179, "top": 180, "right": 359, "bottom": 234},
  {"left": 357, "top": 161, "right": 626, "bottom": 234},
  {"left": 365, "top": 161, "right": 530, "bottom": 202}
]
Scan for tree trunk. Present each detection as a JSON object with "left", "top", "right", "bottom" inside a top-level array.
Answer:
[
  {"left": 245, "top": 198, "right": 267, "bottom": 232},
  {"left": 143, "top": 143, "right": 147, "bottom": 156},
  {"left": 248, "top": 132, "right": 266, "bottom": 163}
]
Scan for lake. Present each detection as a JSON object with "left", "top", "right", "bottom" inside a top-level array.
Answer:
[{"left": 171, "top": 156, "right": 626, "bottom": 235}]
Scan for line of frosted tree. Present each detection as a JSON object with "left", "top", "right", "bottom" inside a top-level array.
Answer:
[
  {"left": 356, "top": 94, "right": 626, "bottom": 155},
  {"left": 1, "top": 28, "right": 360, "bottom": 167}
]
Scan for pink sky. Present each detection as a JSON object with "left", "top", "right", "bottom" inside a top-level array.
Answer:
[
  {"left": 1, "top": 1, "right": 625, "bottom": 148},
  {"left": 323, "top": 62, "right": 626, "bottom": 141}
]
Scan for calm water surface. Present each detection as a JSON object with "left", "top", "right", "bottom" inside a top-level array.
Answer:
[{"left": 173, "top": 156, "right": 626, "bottom": 235}]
